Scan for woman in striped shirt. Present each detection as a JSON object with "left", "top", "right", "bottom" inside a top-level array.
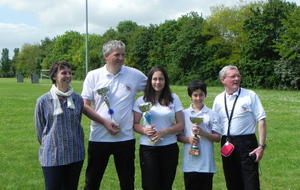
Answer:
[{"left": 34, "top": 61, "right": 84, "bottom": 190}]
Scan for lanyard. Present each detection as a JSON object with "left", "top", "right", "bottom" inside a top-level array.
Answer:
[{"left": 224, "top": 88, "right": 241, "bottom": 141}]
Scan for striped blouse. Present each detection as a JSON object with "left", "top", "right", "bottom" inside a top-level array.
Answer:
[{"left": 34, "top": 92, "right": 85, "bottom": 166}]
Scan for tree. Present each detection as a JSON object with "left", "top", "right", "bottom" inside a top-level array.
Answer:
[
  {"left": 116, "top": 20, "right": 139, "bottom": 45},
  {"left": 0, "top": 48, "right": 12, "bottom": 77},
  {"left": 15, "top": 43, "right": 40, "bottom": 77},
  {"left": 149, "top": 20, "right": 179, "bottom": 71},
  {"left": 168, "top": 12, "right": 210, "bottom": 84},
  {"left": 85, "top": 34, "right": 102, "bottom": 72},
  {"left": 240, "top": 0, "right": 297, "bottom": 88},
  {"left": 242, "top": 0, "right": 296, "bottom": 61},
  {"left": 273, "top": 6, "right": 300, "bottom": 89},
  {"left": 204, "top": 1, "right": 262, "bottom": 66},
  {"left": 275, "top": 6, "right": 300, "bottom": 61},
  {"left": 126, "top": 25, "right": 153, "bottom": 74},
  {"left": 39, "top": 37, "right": 56, "bottom": 70},
  {"left": 47, "top": 31, "right": 85, "bottom": 79},
  {"left": 11, "top": 48, "right": 20, "bottom": 75}
]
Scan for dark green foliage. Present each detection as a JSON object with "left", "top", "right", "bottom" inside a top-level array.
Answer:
[
  {"left": 274, "top": 59, "right": 300, "bottom": 90},
  {"left": 1, "top": 0, "right": 300, "bottom": 89},
  {"left": 0, "top": 48, "right": 12, "bottom": 77},
  {"left": 126, "top": 26, "right": 154, "bottom": 75}
]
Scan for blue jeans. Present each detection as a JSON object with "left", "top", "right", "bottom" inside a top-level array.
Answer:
[{"left": 42, "top": 161, "right": 83, "bottom": 190}]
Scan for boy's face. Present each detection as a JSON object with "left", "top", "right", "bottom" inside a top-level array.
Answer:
[{"left": 190, "top": 89, "right": 206, "bottom": 109}]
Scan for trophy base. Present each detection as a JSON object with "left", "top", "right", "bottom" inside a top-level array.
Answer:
[
  {"left": 112, "top": 125, "right": 120, "bottom": 131},
  {"left": 189, "top": 149, "right": 200, "bottom": 155},
  {"left": 148, "top": 140, "right": 155, "bottom": 145}
]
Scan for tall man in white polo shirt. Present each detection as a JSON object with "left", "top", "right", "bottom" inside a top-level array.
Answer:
[
  {"left": 81, "top": 40, "right": 147, "bottom": 190},
  {"left": 212, "top": 65, "right": 267, "bottom": 190}
]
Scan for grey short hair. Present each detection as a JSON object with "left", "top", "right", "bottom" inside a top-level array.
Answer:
[
  {"left": 219, "top": 65, "right": 238, "bottom": 79},
  {"left": 102, "top": 40, "right": 125, "bottom": 56}
]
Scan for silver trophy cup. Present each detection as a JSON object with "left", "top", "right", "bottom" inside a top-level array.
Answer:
[
  {"left": 138, "top": 102, "right": 158, "bottom": 145},
  {"left": 138, "top": 102, "right": 152, "bottom": 127},
  {"left": 97, "top": 86, "right": 119, "bottom": 130},
  {"left": 189, "top": 117, "right": 204, "bottom": 155}
]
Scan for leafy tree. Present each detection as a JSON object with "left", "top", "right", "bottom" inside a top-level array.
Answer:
[
  {"left": 11, "top": 48, "right": 20, "bottom": 76},
  {"left": 85, "top": 34, "right": 102, "bottom": 72},
  {"left": 39, "top": 37, "right": 56, "bottom": 70},
  {"left": 242, "top": 0, "right": 296, "bottom": 61},
  {"left": 49, "top": 31, "right": 85, "bottom": 67},
  {"left": 149, "top": 20, "right": 179, "bottom": 71},
  {"left": 275, "top": 6, "right": 300, "bottom": 61},
  {"left": 126, "top": 25, "right": 153, "bottom": 74},
  {"left": 168, "top": 12, "right": 209, "bottom": 85},
  {"left": 15, "top": 43, "right": 40, "bottom": 77},
  {"left": 241, "top": 0, "right": 297, "bottom": 88},
  {"left": 273, "top": 7, "right": 300, "bottom": 89},
  {"left": 204, "top": 1, "right": 262, "bottom": 67},
  {"left": 116, "top": 20, "right": 139, "bottom": 45},
  {"left": 0, "top": 48, "right": 12, "bottom": 77},
  {"left": 274, "top": 59, "right": 300, "bottom": 90}
]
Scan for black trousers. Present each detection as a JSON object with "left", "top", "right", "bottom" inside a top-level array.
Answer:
[
  {"left": 84, "top": 139, "right": 135, "bottom": 190},
  {"left": 221, "top": 134, "right": 260, "bottom": 190},
  {"left": 184, "top": 172, "right": 214, "bottom": 190},
  {"left": 139, "top": 143, "right": 179, "bottom": 190}
]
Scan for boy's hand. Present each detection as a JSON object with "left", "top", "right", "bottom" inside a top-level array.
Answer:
[{"left": 189, "top": 136, "right": 199, "bottom": 146}]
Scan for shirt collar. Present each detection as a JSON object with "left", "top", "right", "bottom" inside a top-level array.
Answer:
[
  {"left": 104, "top": 64, "right": 124, "bottom": 76},
  {"left": 188, "top": 104, "right": 208, "bottom": 114},
  {"left": 225, "top": 88, "right": 240, "bottom": 98}
]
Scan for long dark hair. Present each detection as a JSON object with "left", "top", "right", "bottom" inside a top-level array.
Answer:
[{"left": 143, "top": 65, "right": 173, "bottom": 106}]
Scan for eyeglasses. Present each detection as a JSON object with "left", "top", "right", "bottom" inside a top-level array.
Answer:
[{"left": 226, "top": 74, "right": 241, "bottom": 79}]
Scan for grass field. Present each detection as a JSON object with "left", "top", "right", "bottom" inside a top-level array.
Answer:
[{"left": 0, "top": 77, "right": 299, "bottom": 190}]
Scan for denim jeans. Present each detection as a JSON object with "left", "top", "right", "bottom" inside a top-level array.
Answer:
[{"left": 42, "top": 161, "right": 83, "bottom": 190}]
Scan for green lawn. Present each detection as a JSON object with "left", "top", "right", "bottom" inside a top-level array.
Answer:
[{"left": 0, "top": 78, "right": 299, "bottom": 189}]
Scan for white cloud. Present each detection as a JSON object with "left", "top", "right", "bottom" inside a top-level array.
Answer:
[
  {"left": 0, "top": 23, "right": 43, "bottom": 56},
  {"left": 1, "top": 0, "right": 300, "bottom": 57}
]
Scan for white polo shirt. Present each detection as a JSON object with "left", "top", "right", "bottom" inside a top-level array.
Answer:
[
  {"left": 181, "top": 104, "right": 221, "bottom": 173},
  {"left": 133, "top": 93, "right": 183, "bottom": 146},
  {"left": 212, "top": 88, "right": 266, "bottom": 136},
  {"left": 81, "top": 65, "right": 147, "bottom": 142}
]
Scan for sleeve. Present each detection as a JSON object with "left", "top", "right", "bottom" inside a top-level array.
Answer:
[
  {"left": 77, "top": 94, "right": 84, "bottom": 123},
  {"left": 173, "top": 94, "right": 183, "bottom": 112},
  {"left": 136, "top": 71, "right": 147, "bottom": 93},
  {"left": 133, "top": 96, "right": 144, "bottom": 113},
  {"left": 81, "top": 71, "right": 95, "bottom": 100},
  {"left": 211, "top": 110, "right": 222, "bottom": 134},
  {"left": 34, "top": 97, "right": 45, "bottom": 144},
  {"left": 251, "top": 92, "right": 266, "bottom": 121}
]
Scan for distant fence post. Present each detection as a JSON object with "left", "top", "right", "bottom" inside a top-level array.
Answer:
[
  {"left": 16, "top": 74, "right": 24, "bottom": 82},
  {"left": 30, "top": 74, "right": 39, "bottom": 83}
]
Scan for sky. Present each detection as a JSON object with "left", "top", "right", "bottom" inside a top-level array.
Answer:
[{"left": 1, "top": 0, "right": 300, "bottom": 58}]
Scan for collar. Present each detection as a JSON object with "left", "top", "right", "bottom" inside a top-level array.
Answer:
[
  {"left": 188, "top": 104, "right": 208, "bottom": 114},
  {"left": 104, "top": 64, "right": 124, "bottom": 76},
  {"left": 225, "top": 88, "right": 241, "bottom": 98}
]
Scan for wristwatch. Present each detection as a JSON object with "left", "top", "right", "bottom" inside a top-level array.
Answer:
[{"left": 258, "top": 144, "right": 267, "bottom": 149}]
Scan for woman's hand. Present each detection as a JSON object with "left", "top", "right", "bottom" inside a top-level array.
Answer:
[{"left": 144, "top": 126, "right": 157, "bottom": 136}]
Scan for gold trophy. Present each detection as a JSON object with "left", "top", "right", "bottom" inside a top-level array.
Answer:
[
  {"left": 189, "top": 117, "right": 203, "bottom": 155},
  {"left": 97, "top": 86, "right": 119, "bottom": 130}
]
